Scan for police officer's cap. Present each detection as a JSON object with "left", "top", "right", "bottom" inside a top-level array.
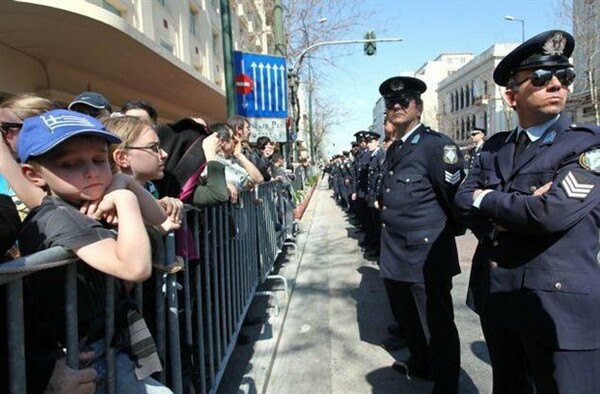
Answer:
[
  {"left": 493, "top": 30, "right": 574, "bottom": 87},
  {"left": 471, "top": 127, "right": 486, "bottom": 136},
  {"left": 351, "top": 141, "right": 359, "bottom": 147},
  {"left": 379, "top": 76, "right": 427, "bottom": 98},
  {"left": 365, "top": 131, "right": 381, "bottom": 141},
  {"left": 353, "top": 131, "right": 368, "bottom": 141},
  {"left": 342, "top": 150, "right": 350, "bottom": 156}
]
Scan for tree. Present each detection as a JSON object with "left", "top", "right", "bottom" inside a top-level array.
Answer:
[
  {"left": 268, "top": 0, "right": 372, "bottom": 161},
  {"left": 311, "top": 96, "right": 348, "bottom": 161},
  {"left": 558, "top": 0, "right": 600, "bottom": 124}
]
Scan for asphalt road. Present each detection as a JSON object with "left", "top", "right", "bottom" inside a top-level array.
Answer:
[{"left": 219, "top": 179, "right": 492, "bottom": 394}]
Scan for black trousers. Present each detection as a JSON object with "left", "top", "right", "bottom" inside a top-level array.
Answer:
[
  {"left": 482, "top": 296, "right": 600, "bottom": 394},
  {"left": 384, "top": 278, "right": 460, "bottom": 393}
]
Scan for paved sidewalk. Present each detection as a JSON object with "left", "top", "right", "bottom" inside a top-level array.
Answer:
[{"left": 219, "top": 179, "right": 492, "bottom": 394}]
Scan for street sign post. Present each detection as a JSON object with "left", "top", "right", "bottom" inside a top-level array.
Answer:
[{"left": 233, "top": 51, "right": 288, "bottom": 142}]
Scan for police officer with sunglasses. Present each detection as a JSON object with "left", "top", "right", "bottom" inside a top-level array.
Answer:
[
  {"left": 377, "top": 76, "right": 465, "bottom": 393},
  {"left": 454, "top": 30, "right": 600, "bottom": 393}
]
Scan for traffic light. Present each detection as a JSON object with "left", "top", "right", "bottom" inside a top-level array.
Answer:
[{"left": 364, "top": 31, "right": 376, "bottom": 56}]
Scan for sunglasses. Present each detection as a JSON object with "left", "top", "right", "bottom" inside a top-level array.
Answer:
[
  {"left": 125, "top": 142, "right": 162, "bottom": 155},
  {"left": 515, "top": 68, "right": 576, "bottom": 88},
  {"left": 0, "top": 121, "right": 23, "bottom": 136},
  {"left": 384, "top": 96, "right": 412, "bottom": 110}
]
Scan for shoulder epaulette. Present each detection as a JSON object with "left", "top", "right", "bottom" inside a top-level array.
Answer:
[{"left": 568, "top": 123, "right": 600, "bottom": 135}]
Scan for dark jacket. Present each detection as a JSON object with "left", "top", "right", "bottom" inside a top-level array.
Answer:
[
  {"left": 453, "top": 113, "right": 600, "bottom": 350},
  {"left": 379, "top": 125, "right": 465, "bottom": 282}
]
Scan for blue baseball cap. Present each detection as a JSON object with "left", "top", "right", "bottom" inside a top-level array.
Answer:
[
  {"left": 17, "top": 109, "right": 121, "bottom": 163},
  {"left": 68, "top": 91, "right": 112, "bottom": 112}
]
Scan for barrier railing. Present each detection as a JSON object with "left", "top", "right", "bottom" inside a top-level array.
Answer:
[{"left": 0, "top": 181, "right": 296, "bottom": 394}]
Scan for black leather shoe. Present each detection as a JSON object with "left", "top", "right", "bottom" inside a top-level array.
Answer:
[
  {"left": 391, "top": 359, "right": 433, "bottom": 381},
  {"left": 387, "top": 322, "right": 404, "bottom": 338},
  {"left": 380, "top": 336, "right": 407, "bottom": 351}
]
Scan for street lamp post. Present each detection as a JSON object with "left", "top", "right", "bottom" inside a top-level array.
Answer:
[
  {"left": 504, "top": 15, "right": 525, "bottom": 43},
  {"left": 288, "top": 36, "right": 403, "bottom": 165}
]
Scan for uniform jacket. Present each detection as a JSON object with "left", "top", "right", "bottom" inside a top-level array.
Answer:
[
  {"left": 367, "top": 147, "right": 385, "bottom": 207},
  {"left": 380, "top": 125, "right": 465, "bottom": 282},
  {"left": 453, "top": 113, "right": 600, "bottom": 350},
  {"left": 354, "top": 147, "right": 371, "bottom": 198}
]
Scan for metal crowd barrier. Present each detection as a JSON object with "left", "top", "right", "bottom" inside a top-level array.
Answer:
[{"left": 0, "top": 181, "right": 297, "bottom": 394}]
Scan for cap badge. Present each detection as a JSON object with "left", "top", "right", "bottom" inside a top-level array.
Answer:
[
  {"left": 390, "top": 80, "right": 404, "bottom": 91},
  {"left": 543, "top": 32, "right": 567, "bottom": 56}
]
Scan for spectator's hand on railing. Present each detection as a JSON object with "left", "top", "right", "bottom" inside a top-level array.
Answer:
[
  {"left": 45, "top": 351, "right": 97, "bottom": 394},
  {"left": 156, "top": 197, "right": 183, "bottom": 234},
  {"left": 158, "top": 197, "right": 183, "bottom": 224},
  {"left": 227, "top": 182, "right": 238, "bottom": 203}
]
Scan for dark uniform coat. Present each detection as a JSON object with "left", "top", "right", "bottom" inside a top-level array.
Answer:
[
  {"left": 380, "top": 125, "right": 465, "bottom": 283},
  {"left": 453, "top": 113, "right": 600, "bottom": 351},
  {"left": 367, "top": 147, "right": 385, "bottom": 207}
]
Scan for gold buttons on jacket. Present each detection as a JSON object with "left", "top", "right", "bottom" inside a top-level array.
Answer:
[
  {"left": 389, "top": 171, "right": 394, "bottom": 175},
  {"left": 382, "top": 206, "right": 387, "bottom": 210},
  {"left": 490, "top": 261, "right": 498, "bottom": 269},
  {"left": 530, "top": 186, "right": 538, "bottom": 193},
  {"left": 382, "top": 223, "right": 386, "bottom": 228},
  {"left": 424, "top": 237, "right": 429, "bottom": 242}
]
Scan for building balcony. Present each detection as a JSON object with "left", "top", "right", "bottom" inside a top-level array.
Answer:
[{"left": 472, "top": 95, "right": 489, "bottom": 105}]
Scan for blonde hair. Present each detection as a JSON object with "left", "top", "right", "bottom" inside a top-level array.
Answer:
[
  {"left": 1, "top": 93, "right": 54, "bottom": 120},
  {"left": 103, "top": 115, "right": 155, "bottom": 173}
]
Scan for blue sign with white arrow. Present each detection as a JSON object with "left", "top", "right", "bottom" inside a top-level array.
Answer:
[{"left": 233, "top": 51, "right": 288, "bottom": 119}]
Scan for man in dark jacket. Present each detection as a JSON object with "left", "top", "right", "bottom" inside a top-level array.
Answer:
[
  {"left": 454, "top": 30, "right": 600, "bottom": 394},
  {"left": 378, "top": 76, "right": 464, "bottom": 393}
]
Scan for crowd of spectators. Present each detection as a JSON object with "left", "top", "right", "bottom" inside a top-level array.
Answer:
[{"left": 0, "top": 90, "right": 300, "bottom": 392}]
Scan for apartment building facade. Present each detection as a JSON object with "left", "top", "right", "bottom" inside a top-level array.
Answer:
[{"left": 0, "top": 0, "right": 272, "bottom": 122}]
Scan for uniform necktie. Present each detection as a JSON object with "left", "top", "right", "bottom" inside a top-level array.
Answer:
[{"left": 513, "top": 131, "right": 530, "bottom": 162}]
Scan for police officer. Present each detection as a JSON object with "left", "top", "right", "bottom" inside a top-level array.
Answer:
[
  {"left": 454, "top": 30, "right": 600, "bottom": 394},
  {"left": 378, "top": 76, "right": 464, "bottom": 393},
  {"left": 364, "top": 131, "right": 384, "bottom": 259},
  {"left": 351, "top": 132, "right": 369, "bottom": 231},
  {"left": 466, "top": 127, "right": 486, "bottom": 172}
]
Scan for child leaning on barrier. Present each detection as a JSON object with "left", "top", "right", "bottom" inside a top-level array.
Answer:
[
  {"left": 104, "top": 115, "right": 183, "bottom": 234},
  {"left": 17, "top": 110, "right": 173, "bottom": 393}
]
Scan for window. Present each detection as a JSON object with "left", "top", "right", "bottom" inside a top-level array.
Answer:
[
  {"left": 472, "top": 115, "right": 476, "bottom": 129},
  {"left": 189, "top": 9, "right": 197, "bottom": 35},
  {"left": 160, "top": 40, "right": 174, "bottom": 54},
  {"left": 212, "top": 30, "right": 220, "bottom": 55},
  {"left": 102, "top": 0, "right": 121, "bottom": 16},
  {"left": 163, "top": 19, "right": 168, "bottom": 29},
  {"left": 483, "top": 111, "right": 488, "bottom": 131},
  {"left": 483, "top": 80, "right": 489, "bottom": 96}
]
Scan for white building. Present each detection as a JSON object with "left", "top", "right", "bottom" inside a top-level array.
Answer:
[
  {"left": 566, "top": 0, "right": 600, "bottom": 124},
  {"left": 0, "top": 0, "right": 272, "bottom": 122},
  {"left": 436, "top": 43, "right": 518, "bottom": 144},
  {"left": 414, "top": 53, "right": 474, "bottom": 129}
]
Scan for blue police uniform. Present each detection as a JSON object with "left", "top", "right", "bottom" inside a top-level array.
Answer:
[
  {"left": 379, "top": 75, "right": 465, "bottom": 393},
  {"left": 453, "top": 29, "right": 600, "bottom": 394}
]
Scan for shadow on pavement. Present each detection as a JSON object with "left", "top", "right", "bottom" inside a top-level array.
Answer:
[{"left": 471, "top": 340, "right": 491, "bottom": 365}]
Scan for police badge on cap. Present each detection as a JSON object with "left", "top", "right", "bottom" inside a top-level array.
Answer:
[
  {"left": 379, "top": 76, "right": 427, "bottom": 98},
  {"left": 493, "top": 30, "right": 575, "bottom": 87}
]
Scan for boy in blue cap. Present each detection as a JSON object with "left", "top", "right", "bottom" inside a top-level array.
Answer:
[{"left": 18, "top": 109, "right": 172, "bottom": 393}]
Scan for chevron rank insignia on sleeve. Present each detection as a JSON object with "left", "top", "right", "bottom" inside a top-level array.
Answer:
[
  {"left": 445, "top": 170, "right": 461, "bottom": 185},
  {"left": 560, "top": 171, "right": 594, "bottom": 199}
]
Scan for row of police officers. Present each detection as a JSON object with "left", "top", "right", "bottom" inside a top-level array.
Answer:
[{"left": 334, "top": 29, "right": 600, "bottom": 394}]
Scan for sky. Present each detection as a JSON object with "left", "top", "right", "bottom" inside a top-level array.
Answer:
[{"left": 307, "top": 0, "right": 570, "bottom": 157}]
